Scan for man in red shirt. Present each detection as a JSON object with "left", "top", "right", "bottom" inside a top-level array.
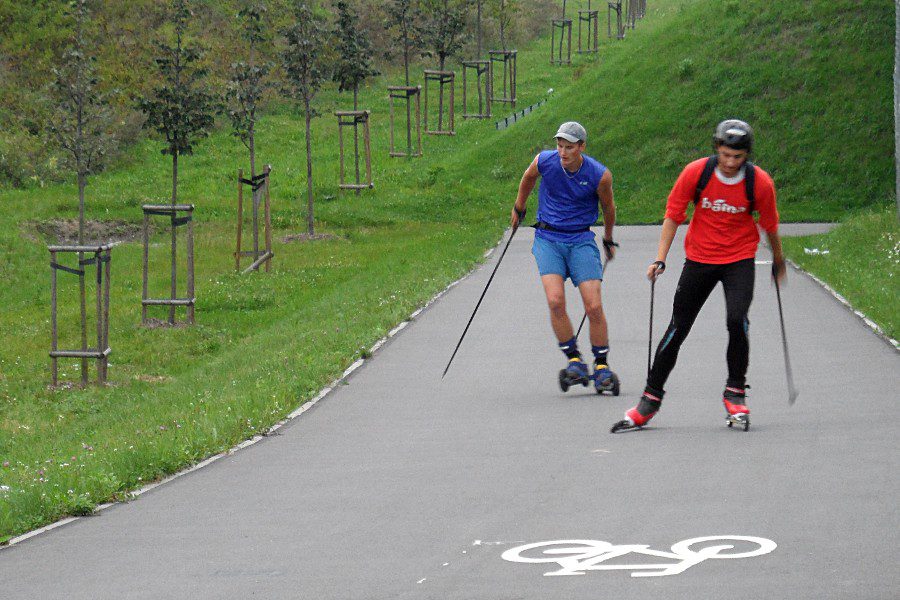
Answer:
[{"left": 611, "top": 120, "right": 786, "bottom": 432}]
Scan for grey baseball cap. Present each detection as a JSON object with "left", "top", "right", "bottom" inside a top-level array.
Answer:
[{"left": 554, "top": 121, "right": 587, "bottom": 143}]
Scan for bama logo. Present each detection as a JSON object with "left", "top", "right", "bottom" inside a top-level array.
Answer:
[{"left": 700, "top": 198, "right": 746, "bottom": 214}]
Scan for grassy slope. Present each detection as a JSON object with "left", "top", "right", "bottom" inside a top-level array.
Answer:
[
  {"left": 782, "top": 207, "right": 899, "bottom": 340},
  {"left": 0, "top": 0, "right": 894, "bottom": 540}
]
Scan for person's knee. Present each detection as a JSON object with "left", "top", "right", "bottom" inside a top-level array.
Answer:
[
  {"left": 547, "top": 292, "right": 567, "bottom": 315},
  {"left": 584, "top": 298, "right": 604, "bottom": 321}
]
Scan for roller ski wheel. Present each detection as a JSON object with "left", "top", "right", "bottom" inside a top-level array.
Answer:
[
  {"left": 558, "top": 358, "right": 590, "bottom": 393},
  {"left": 726, "top": 413, "right": 750, "bottom": 432},
  {"left": 592, "top": 365, "right": 620, "bottom": 396},
  {"left": 723, "top": 386, "right": 751, "bottom": 432}
]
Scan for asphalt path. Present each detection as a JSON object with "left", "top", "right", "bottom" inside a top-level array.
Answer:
[{"left": 2, "top": 225, "right": 898, "bottom": 599}]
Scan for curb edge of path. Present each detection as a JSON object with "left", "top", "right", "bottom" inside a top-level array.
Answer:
[
  {"left": 787, "top": 258, "right": 899, "bottom": 352},
  {"left": 1, "top": 233, "right": 507, "bottom": 551}
]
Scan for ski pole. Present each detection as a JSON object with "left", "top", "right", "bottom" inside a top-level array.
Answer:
[
  {"left": 647, "top": 277, "right": 655, "bottom": 377},
  {"left": 442, "top": 224, "right": 520, "bottom": 379},
  {"left": 774, "top": 273, "right": 799, "bottom": 405}
]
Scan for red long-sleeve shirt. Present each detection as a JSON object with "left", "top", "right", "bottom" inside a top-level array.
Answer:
[{"left": 666, "top": 158, "right": 779, "bottom": 264}]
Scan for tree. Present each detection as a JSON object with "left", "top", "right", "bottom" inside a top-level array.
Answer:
[
  {"left": 492, "top": 0, "right": 517, "bottom": 50},
  {"left": 47, "top": 0, "right": 116, "bottom": 245},
  {"left": 139, "top": 0, "right": 217, "bottom": 206},
  {"left": 419, "top": 0, "right": 470, "bottom": 71},
  {"left": 282, "top": 1, "right": 328, "bottom": 236},
  {"left": 420, "top": 0, "right": 469, "bottom": 130},
  {"left": 228, "top": 1, "right": 271, "bottom": 179},
  {"left": 334, "top": 0, "right": 379, "bottom": 194},
  {"left": 139, "top": 0, "right": 217, "bottom": 323},
  {"left": 385, "top": 0, "right": 422, "bottom": 87},
  {"left": 334, "top": 0, "right": 379, "bottom": 111},
  {"left": 47, "top": 0, "right": 117, "bottom": 385}
]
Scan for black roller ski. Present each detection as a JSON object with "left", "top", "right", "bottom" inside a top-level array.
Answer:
[
  {"left": 610, "top": 418, "right": 640, "bottom": 433},
  {"left": 558, "top": 368, "right": 591, "bottom": 393},
  {"left": 593, "top": 371, "right": 621, "bottom": 396}
]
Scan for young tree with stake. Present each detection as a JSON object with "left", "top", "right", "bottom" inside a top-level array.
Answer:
[
  {"left": 282, "top": 2, "right": 328, "bottom": 236},
  {"left": 334, "top": 0, "right": 379, "bottom": 193},
  {"left": 385, "top": 0, "right": 423, "bottom": 156},
  {"left": 139, "top": 0, "right": 216, "bottom": 324},
  {"left": 419, "top": 0, "right": 470, "bottom": 130},
  {"left": 47, "top": 0, "right": 117, "bottom": 385}
]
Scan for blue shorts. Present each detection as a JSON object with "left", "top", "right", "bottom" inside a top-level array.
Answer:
[{"left": 531, "top": 236, "right": 603, "bottom": 286}]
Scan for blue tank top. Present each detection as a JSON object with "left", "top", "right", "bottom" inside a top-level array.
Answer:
[{"left": 536, "top": 150, "right": 606, "bottom": 243}]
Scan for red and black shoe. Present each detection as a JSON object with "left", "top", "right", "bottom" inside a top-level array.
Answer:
[
  {"left": 611, "top": 388, "right": 663, "bottom": 433},
  {"left": 723, "top": 386, "right": 751, "bottom": 431}
]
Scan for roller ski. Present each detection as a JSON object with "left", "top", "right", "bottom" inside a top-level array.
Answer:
[
  {"left": 723, "top": 386, "right": 751, "bottom": 432},
  {"left": 610, "top": 389, "right": 662, "bottom": 433},
  {"left": 558, "top": 358, "right": 591, "bottom": 392},
  {"left": 592, "top": 363, "right": 620, "bottom": 396}
]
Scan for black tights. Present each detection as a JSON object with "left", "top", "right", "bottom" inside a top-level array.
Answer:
[{"left": 647, "top": 258, "right": 755, "bottom": 392}]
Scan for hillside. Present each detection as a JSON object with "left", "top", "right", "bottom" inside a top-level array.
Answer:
[{"left": 0, "top": 0, "right": 894, "bottom": 541}]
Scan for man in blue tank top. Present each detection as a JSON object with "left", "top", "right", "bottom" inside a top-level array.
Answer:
[{"left": 511, "top": 121, "right": 620, "bottom": 395}]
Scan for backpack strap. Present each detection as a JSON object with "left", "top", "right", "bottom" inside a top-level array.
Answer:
[
  {"left": 693, "top": 155, "right": 718, "bottom": 205},
  {"left": 744, "top": 161, "right": 756, "bottom": 214}
]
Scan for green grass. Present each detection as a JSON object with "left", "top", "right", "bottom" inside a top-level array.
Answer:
[
  {"left": 0, "top": 0, "right": 895, "bottom": 541},
  {"left": 782, "top": 207, "right": 900, "bottom": 341}
]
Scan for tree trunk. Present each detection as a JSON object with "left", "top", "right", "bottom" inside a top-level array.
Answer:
[
  {"left": 170, "top": 153, "right": 178, "bottom": 324},
  {"left": 249, "top": 121, "right": 256, "bottom": 179},
  {"left": 477, "top": 0, "right": 482, "bottom": 57},
  {"left": 78, "top": 172, "right": 87, "bottom": 384},
  {"left": 405, "top": 39, "right": 412, "bottom": 154},
  {"left": 305, "top": 99, "right": 315, "bottom": 236},
  {"left": 250, "top": 120, "right": 259, "bottom": 256},
  {"left": 438, "top": 56, "right": 446, "bottom": 131},
  {"left": 353, "top": 87, "right": 360, "bottom": 195}
]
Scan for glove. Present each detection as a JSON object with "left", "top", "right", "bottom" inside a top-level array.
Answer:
[{"left": 602, "top": 238, "right": 619, "bottom": 261}]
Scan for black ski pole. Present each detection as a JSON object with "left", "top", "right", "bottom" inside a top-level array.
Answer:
[
  {"left": 647, "top": 277, "right": 655, "bottom": 377},
  {"left": 774, "top": 273, "right": 799, "bottom": 405},
  {"left": 442, "top": 224, "right": 520, "bottom": 379}
]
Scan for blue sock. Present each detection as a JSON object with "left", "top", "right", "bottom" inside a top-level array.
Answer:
[
  {"left": 559, "top": 337, "right": 581, "bottom": 360},
  {"left": 592, "top": 345, "right": 609, "bottom": 366}
]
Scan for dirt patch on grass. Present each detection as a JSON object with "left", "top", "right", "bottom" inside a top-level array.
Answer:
[
  {"left": 26, "top": 219, "right": 148, "bottom": 245},
  {"left": 281, "top": 232, "right": 344, "bottom": 243}
]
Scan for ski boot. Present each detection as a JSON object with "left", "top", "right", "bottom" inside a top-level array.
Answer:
[
  {"left": 723, "top": 386, "right": 750, "bottom": 432},
  {"left": 592, "top": 363, "right": 620, "bottom": 396},
  {"left": 558, "top": 357, "right": 591, "bottom": 392},
  {"left": 610, "top": 388, "right": 663, "bottom": 433}
]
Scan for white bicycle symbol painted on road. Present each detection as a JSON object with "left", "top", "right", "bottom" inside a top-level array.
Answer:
[{"left": 501, "top": 535, "right": 776, "bottom": 578}]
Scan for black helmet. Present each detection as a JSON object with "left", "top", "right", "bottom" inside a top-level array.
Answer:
[{"left": 713, "top": 119, "right": 754, "bottom": 152}]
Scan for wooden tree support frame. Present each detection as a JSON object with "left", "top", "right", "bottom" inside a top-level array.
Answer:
[
  {"left": 461, "top": 60, "right": 492, "bottom": 119},
  {"left": 489, "top": 50, "right": 517, "bottom": 107},
  {"left": 49, "top": 244, "right": 112, "bottom": 386},
  {"left": 626, "top": 0, "right": 638, "bottom": 29},
  {"left": 424, "top": 70, "right": 456, "bottom": 135},
  {"left": 577, "top": 9, "right": 599, "bottom": 53},
  {"left": 142, "top": 204, "right": 195, "bottom": 325},
  {"left": 235, "top": 166, "right": 273, "bottom": 274},
  {"left": 608, "top": 1, "right": 625, "bottom": 40},
  {"left": 551, "top": 19, "right": 573, "bottom": 65},
  {"left": 335, "top": 111, "right": 373, "bottom": 190},
  {"left": 388, "top": 85, "right": 423, "bottom": 157}
]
